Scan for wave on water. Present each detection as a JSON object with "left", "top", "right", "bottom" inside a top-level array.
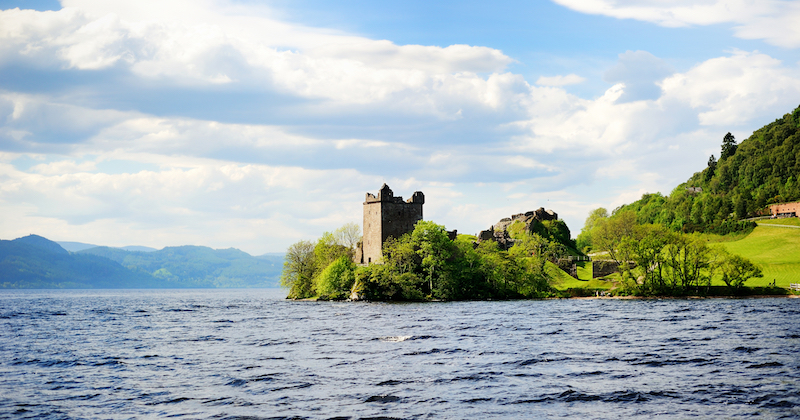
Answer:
[
  {"left": 380, "top": 335, "right": 412, "bottom": 342},
  {"left": 0, "top": 289, "right": 798, "bottom": 419}
]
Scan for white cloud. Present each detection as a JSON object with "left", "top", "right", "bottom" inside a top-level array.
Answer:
[
  {"left": 0, "top": 159, "right": 378, "bottom": 252},
  {"left": 0, "top": 1, "right": 514, "bottom": 105},
  {"left": 553, "top": 0, "right": 800, "bottom": 48},
  {"left": 30, "top": 160, "right": 96, "bottom": 175},
  {"left": 660, "top": 50, "right": 800, "bottom": 125},
  {"left": 0, "top": 93, "right": 134, "bottom": 148},
  {"left": 536, "top": 74, "right": 586, "bottom": 86}
]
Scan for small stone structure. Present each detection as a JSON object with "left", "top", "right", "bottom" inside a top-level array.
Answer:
[
  {"left": 592, "top": 260, "right": 620, "bottom": 278},
  {"left": 769, "top": 201, "right": 800, "bottom": 218},
  {"left": 555, "top": 258, "right": 578, "bottom": 279},
  {"left": 358, "top": 184, "right": 424, "bottom": 264},
  {"left": 592, "top": 260, "right": 635, "bottom": 278}
]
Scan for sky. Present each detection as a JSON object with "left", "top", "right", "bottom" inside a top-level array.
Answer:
[{"left": 1, "top": 0, "right": 799, "bottom": 255}]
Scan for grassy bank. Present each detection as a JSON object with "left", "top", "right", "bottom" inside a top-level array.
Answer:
[
  {"left": 757, "top": 218, "right": 800, "bottom": 227},
  {"left": 721, "top": 225, "right": 800, "bottom": 287},
  {"left": 548, "top": 225, "right": 800, "bottom": 294}
]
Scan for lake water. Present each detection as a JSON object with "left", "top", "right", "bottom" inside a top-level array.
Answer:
[{"left": 1, "top": 289, "right": 798, "bottom": 419}]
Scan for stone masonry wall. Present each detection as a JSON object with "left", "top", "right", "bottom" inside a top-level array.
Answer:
[{"left": 361, "top": 184, "right": 424, "bottom": 264}]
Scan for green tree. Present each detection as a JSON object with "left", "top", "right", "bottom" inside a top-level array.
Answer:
[
  {"left": 354, "top": 264, "right": 426, "bottom": 301},
  {"left": 664, "top": 234, "right": 712, "bottom": 294},
  {"left": 315, "top": 256, "right": 355, "bottom": 299},
  {"left": 721, "top": 132, "right": 737, "bottom": 160},
  {"left": 593, "top": 210, "right": 637, "bottom": 264},
  {"left": 617, "top": 224, "right": 670, "bottom": 295},
  {"left": 705, "top": 154, "right": 717, "bottom": 182},
  {"left": 410, "top": 221, "right": 453, "bottom": 298},
  {"left": 333, "top": 222, "right": 361, "bottom": 251},
  {"left": 314, "top": 232, "right": 352, "bottom": 274},
  {"left": 281, "top": 240, "right": 316, "bottom": 298},
  {"left": 718, "top": 250, "right": 763, "bottom": 291},
  {"left": 476, "top": 240, "right": 521, "bottom": 297}
]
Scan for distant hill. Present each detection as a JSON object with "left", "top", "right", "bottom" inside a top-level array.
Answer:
[
  {"left": 1, "top": 234, "right": 284, "bottom": 289},
  {"left": 120, "top": 245, "right": 158, "bottom": 252},
  {"left": 57, "top": 241, "right": 158, "bottom": 253},
  {"left": 79, "top": 245, "right": 283, "bottom": 288},
  {"left": 0, "top": 235, "right": 163, "bottom": 289},
  {"left": 17, "top": 234, "right": 70, "bottom": 255}
]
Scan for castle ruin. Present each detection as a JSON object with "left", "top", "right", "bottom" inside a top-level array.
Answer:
[
  {"left": 356, "top": 184, "right": 424, "bottom": 264},
  {"left": 477, "top": 208, "right": 559, "bottom": 250}
]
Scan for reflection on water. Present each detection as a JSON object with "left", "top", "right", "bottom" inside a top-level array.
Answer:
[{"left": 1, "top": 289, "right": 798, "bottom": 419}]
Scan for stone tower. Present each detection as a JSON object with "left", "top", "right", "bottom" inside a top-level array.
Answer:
[{"left": 359, "top": 184, "right": 424, "bottom": 264}]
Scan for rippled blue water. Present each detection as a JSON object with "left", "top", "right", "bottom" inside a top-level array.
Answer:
[{"left": 1, "top": 289, "right": 799, "bottom": 419}]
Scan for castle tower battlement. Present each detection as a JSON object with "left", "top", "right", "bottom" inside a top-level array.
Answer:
[{"left": 360, "top": 184, "right": 424, "bottom": 264}]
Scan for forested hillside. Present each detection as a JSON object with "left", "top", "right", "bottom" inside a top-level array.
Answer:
[
  {"left": 568, "top": 106, "right": 800, "bottom": 295},
  {"left": 693, "top": 106, "right": 800, "bottom": 215},
  {"left": 580, "top": 104, "right": 800, "bottom": 249},
  {"left": 1, "top": 234, "right": 283, "bottom": 289},
  {"left": 0, "top": 235, "right": 163, "bottom": 288}
]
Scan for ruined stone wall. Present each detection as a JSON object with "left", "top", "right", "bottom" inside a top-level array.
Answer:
[
  {"left": 362, "top": 201, "right": 383, "bottom": 264},
  {"left": 556, "top": 259, "right": 578, "bottom": 279},
  {"left": 592, "top": 260, "right": 635, "bottom": 278},
  {"left": 478, "top": 207, "right": 559, "bottom": 251},
  {"left": 592, "top": 260, "right": 619, "bottom": 278}
]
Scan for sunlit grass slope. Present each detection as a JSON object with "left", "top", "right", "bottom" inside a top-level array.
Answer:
[
  {"left": 757, "top": 218, "right": 800, "bottom": 227},
  {"left": 547, "top": 261, "right": 614, "bottom": 290},
  {"left": 722, "top": 225, "right": 800, "bottom": 287}
]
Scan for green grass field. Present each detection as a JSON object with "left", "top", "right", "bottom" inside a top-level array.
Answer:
[
  {"left": 547, "top": 261, "right": 615, "bottom": 290},
  {"left": 547, "top": 224, "right": 800, "bottom": 292},
  {"left": 757, "top": 218, "right": 800, "bottom": 227},
  {"left": 721, "top": 225, "right": 800, "bottom": 287}
]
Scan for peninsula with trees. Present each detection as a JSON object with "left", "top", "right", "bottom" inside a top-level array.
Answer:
[{"left": 282, "top": 105, "right": 800, "bottom": 301}]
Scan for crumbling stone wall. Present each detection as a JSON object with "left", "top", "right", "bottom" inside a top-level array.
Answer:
[
  {"left": 592, "top": 260, "right": 635, "bottom": 278},
  {"left": 478, "top": 207, "right": 559, "bottom": 251},
  {"left": 556, "top": 258, "right": 578, "bottom": 279}
]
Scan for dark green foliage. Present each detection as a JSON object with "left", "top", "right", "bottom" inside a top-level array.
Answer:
[
  {"left": 526, "top": 219, "right": 576, "bottom": 251},
  {"left": 281, "top": 240, "right": 316, "bottom": 298},
  {"left": 292, "top": 221, "right": 558, "bottom": 301},
  {"left": 705, "top": 154, "right": 717, "bottom": 182},
  {"left": 718, "top": 249, "right": 763, "bottom": 291},
  {"left": 612, "top": 225, "right": 761, "bottom": 296},
  {"left": 0, "top": 236, "right": 163, "bottom": 289},
  {"left": 720, "top": 132, "right": 737, "bottom": 160}
]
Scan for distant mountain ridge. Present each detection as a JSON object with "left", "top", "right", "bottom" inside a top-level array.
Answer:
[
  {"left": 1, "top": 234, "right": 284, "bottom": 289},
  {"left": 1, "top": 235, "right": 162, "bottom": 289},
  {"left": 57, "top": 241, "right": 158, "bottom": 253},
  {"left": 80, "top": 245, "right": 284, "bottom": 288}
]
